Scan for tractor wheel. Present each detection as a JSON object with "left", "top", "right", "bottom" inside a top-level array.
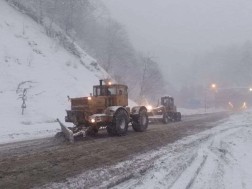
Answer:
[
  {"left": 177, "top": 112, "right": 181, "bottom": 121},
  {"left": 107, "top": 109, "right": 129, "bottom": 136},
  {"left": 167, "top": 112, "right": 173, "bottom": 122},
  {"left": 162, "top": 113, "right": 169, "bottom": 124},
  {"left": 172, "top": 112, "right": 177, "bottom": 122},
  {"left": 132, "top": 109, "right": 149, "bottom": 132}
]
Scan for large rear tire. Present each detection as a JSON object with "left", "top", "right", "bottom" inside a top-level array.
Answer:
[
  {"left": 176, "top": 112, "right": 181, "bottom": 121},
  {"left": 162, "top": 113, "right": 169, "bottom": 124},
  {"left": 132, "top": 109, "right": 149, "bottom": 132},
  {"left": 107, "top": 109, "right": 129, "bottom": 136},
  {"left": 167, "top": 112, "right": 174, "bottom": 122}
]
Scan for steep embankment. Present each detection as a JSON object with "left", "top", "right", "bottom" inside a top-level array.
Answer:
[{"left": 0, "top": 1, "right": 107, "bottom": 143}]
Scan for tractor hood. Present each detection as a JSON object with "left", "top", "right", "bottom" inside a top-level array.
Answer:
[
  {"left": 70, "top": 96, "right": 108, "bottom": 115},
  {"left": 70, "top": 97, "right": 90, "bottom": 111}
]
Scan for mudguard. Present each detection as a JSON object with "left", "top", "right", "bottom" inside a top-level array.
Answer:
[
  {"left": 104, "top": 106, "right": 129, "bottom": 117},
  {"left": 131, "top": 106, "right": 147, "bottom": 115}
]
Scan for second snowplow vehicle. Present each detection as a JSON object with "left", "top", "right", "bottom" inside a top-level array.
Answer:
[
  {"left": 58, "top": 80, "right": 148, "bottom": 142},
  {"left": 147, "top": 96, "right": 181, "bottom": 124}
]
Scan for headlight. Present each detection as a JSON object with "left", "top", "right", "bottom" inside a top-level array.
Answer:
[
  {"left": 91, "top": 118, "right": 95, "bottom": 123},
  {"left": 147, "top": 105, "right": 153, "bottom": 111},
  {"left": 88, "top": 96, "right": 92, "bottom": 100}
]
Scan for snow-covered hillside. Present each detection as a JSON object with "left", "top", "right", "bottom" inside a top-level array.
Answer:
[
  {"left": 0, "top": 1, "right": 219, "bottom": 145},
  {"left": 0, "top": 1, "right": 109, "bottom": 144}
]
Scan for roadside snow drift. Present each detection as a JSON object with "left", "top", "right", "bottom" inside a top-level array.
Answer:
[{"left": 0, "top": 1, "right": 108, "bottom": 144}]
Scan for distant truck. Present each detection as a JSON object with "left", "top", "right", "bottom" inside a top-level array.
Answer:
[
  {"left": 58, "top": 80, "right": 149, "bottom": 142},
  {"left": 147, "top": 96, "right": 181, "bottom": 124}
]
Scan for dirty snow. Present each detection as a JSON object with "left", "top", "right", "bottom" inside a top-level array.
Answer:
[{"left": 42, "top": 110, "right": 252, "bottom": 189}]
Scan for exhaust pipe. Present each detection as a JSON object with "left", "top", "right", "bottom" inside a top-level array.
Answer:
[{"left": 99, "top": 80, "right": 103, "bottom": 86}]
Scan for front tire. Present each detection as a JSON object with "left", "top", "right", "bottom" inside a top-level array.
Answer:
[
  {"left": 176, "top": 112, "right": 181, "bottom": 121},
  {"left": 107, "top": 109, "right": 129, "bottom": 136},
  {"left": 132, "top": 109, "right": 149, "bottom": 132},
  {"left": 162, "top": 113, "right": 169, "bottom": 124}
]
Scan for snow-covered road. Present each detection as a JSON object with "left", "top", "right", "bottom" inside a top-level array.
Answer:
[
  {"left": 112, "top": 110, "right": 252, "bottom": 189},
  {"left": 38, "top": 111, "right": 252, "bottom": 189}
]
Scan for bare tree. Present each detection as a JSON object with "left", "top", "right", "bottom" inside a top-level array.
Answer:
[
  {"left": 137, "top": 55, "right": 166, "bottom": 104},
  {"left": 20, "top": 89, "right": 27, "bottom": 115}
]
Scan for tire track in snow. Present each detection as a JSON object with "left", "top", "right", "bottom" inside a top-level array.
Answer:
[
  {"left": 171, "top": 125, "right": 249, "bottom": 189},
  {"left": 113, "top": 115, "right": 250, "bottom": 189},
  {"left": 185, "top": 155, "right": 208, "bottom": 189}
]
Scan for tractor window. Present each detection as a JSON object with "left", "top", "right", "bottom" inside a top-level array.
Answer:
[
  {"left": 171, "top": 98, "right": 174, "bottom": 105},
  {"left": 163, "top": 99, "right": 168, "bottom": 106},
  {"left": 168, "top": 98, "right": 172, "bottom": 106},
  {"left": 94, "top": 86, "right": 127, "bottom": 96},
  {"left": 108, "top": 87, "right": 116, "bottom": 95},
  {"left": 118, "top": 87, "right": 127, "bottom": 95},
  {"left": 119, "top": 88, "right": 122, "bottom": 95},
  {"left": 94, "top": 87, "right": 100, "bottom": 96},
  {"left": 162, "top": 97, "right": 173, "bottom": 106},
  {"left": 93, "top": 86, "right": 106, "bottom": 96}
]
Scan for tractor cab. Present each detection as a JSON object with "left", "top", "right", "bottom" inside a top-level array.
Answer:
[
  {"left": 161, "top": 96, "right": 176, "bottom": 112},
  {"left": 92, "top": 80, "right": 128, "bottom": 107},
  {"left": 93, "top": 82, "right": 127, "bottom": 97},
  {"left": 147, "top": 96, "right": 181, "bottom": 124},
  {"left": 161, "top": 96, "right": 174, "bottom": 106}
]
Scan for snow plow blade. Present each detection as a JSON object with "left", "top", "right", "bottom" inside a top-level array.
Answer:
[{"left": 56, "top": 119, "right": 74, "bottom": 143}]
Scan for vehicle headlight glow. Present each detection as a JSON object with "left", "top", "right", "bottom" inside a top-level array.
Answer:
[
  {"left": 88, "top": 96, "right": 92, "bottom": 100},
  {"left": 147, "top": 105, "right": 153, "bottom": 111},
  {"left": 241, "top": 102, "right": 247, "bottom": 109},
  {"left": 228, "top": 102, "right": 234, "bottom": 109},
  {"left": 91, "top": 118, "right": 95, "bottom": 123}
]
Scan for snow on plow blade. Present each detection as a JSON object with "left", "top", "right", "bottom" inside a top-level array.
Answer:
[{"left": 56, "top": 119, "right": 74, "bottom": 143}]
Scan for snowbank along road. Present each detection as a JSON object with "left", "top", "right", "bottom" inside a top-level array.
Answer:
[{"left": 0, "top": 112, "right": 230, "bottom": 189}]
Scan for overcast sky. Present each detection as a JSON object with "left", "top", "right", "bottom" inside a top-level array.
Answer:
[
  {"left": 101, "top": 0, "right": 252, "bottom": 86},
  {"left": 102, "top": 0, "right": 252, "bottom": 53}
]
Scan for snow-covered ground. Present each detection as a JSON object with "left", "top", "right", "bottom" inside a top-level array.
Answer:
[
  {"left": 2, "top": 2, "right": 250, "bottom": 188},
  {"left": 0, "top": 1, "right": 141, "bottom": 144},
  {"left": 43, "top": 110, "right": 252, "bottom": 189},
  {"left": 0, "top": 1, "right": 215, "bottom": 145},
  {"left": 114, "top": 110, "right": 252, "bottom": 189},
  {"left": 0, "top": 0, "right": 107, "bottom": 144},
  {"left": 178, "top": 107, "right": 224, "bottom": 115},
  {"left": 0, "top": 1, "right": 228, "bottom": 146}
]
